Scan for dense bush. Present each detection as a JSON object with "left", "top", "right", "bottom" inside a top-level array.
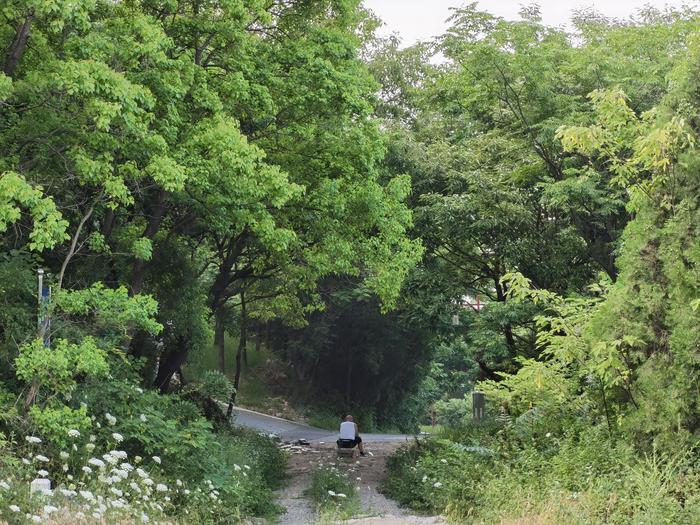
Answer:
[
  {"left": 0, "top": 337, "right": 285, "bottom": 525},
  {"left": 385, "top": 418, "right": 700, "bottom": 524}
]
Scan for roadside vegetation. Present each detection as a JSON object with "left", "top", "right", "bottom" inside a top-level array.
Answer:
[
  {"left": 307, "top": 465, "right": 361, "bottom": 521},
  {"left": 380, "top": 4, "right": 700, "bottom": 524},
  {"left": 2, "top": 1, "right": 700, "bottom": 523},
  {"left": 0, "top": 0, "right": 416, "bottom": 523}
]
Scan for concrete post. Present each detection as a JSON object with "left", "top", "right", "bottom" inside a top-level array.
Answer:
[{"left": 472, "top": 391, "right": 485, "bottom": 421}]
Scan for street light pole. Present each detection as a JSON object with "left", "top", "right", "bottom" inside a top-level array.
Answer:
[{"left": 37, "top": 268, "right": 44, "bottom": 332}]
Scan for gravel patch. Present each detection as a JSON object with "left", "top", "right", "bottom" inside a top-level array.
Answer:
[{"left": 273, "top": 442, "right": 446, "bottom": 525}]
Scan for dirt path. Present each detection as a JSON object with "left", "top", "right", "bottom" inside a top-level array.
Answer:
[{"left": 274, "top": 442, "right": 446, "bottom": 525}]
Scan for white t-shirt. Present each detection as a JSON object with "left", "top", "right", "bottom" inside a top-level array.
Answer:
[{"left": 339, "top": 421, "right": 356, "bottom": 439}]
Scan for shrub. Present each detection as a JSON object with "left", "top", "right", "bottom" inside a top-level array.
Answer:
[
  {"left": 384, "top": 427, "right": 700, "bottom": 524},
  {"left": 307, "top": 465, "right": 359, "bottom": 520},
  {"left": 434, "top": 397, "right": 472, "bottom": 428}
]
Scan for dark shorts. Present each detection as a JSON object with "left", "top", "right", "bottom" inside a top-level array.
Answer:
[{"left": 337, "top": 437, "right": 362, "bottom": 448}]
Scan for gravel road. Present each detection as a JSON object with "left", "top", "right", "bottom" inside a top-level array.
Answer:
[{"left": 232, "top": 406, "right": 445, "bottom": 525}]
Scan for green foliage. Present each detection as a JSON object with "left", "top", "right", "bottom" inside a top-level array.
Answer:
[
  {"left": 27, "top": 403, "right": 92, "bottom": 451},
  {"left": 53, "top": 283, "right": 162, "bottom": 338},
  {"left": 307, "top": 465, "right": 360, "bottom": 519},
  {"left": 434, "top": 397, "right": 472, "bottom": 428},
  {"left": 15, "top": 338, "right": 109, "bottom": 397},
  {"left": 385, "top": 426, "right": 699, "bottom": 524},
  {"left": 378, "top": 6, "right": 700, "bottom": 524},
  {"left": 268, "top": 279, "right": 435, "bottom": 432},
  {"left": 0, "top": 172, "right": 69, "bottom": 251},
  {"left": 181, "top": 370, "right": 233, "bottom": 404}
]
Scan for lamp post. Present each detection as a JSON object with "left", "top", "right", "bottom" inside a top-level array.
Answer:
[
  {"left": 37, "top": 268, "right": 44, "bottom": 332},
  {"left": 37, "top": 268, "right": 51, "bottom": 346}
]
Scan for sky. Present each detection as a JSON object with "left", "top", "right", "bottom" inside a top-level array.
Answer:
[{"left": 362, "top": 0, "right": 697, "bottom": 45}]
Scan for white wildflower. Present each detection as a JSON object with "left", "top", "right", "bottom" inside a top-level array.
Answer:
[
  {"left": 143, "top": 478, "right": 154, "bottom": 486},
  {"left": 0, "top": 480, "right": 9, "bottom": 489},
  {"left": 68, "top": 429, "right": 80, "bottom": 438},
  {"left": 9, "top": 504, "right": 20, "bottom": 512},
  {"left": 37, "top": 469, "right": 48, "bottom": 477},
  {"left": 60, "top": 489, "right": 76, "bottom": 497},
  {"left": 136, "top": 468, "right": 148, "bottom": 478},
  {"left": 26, "top": 436, "right": 42, "bottom": 444},
  {"left": 88, "top": 458, "right": 105, "bottom": 468},
  {"left": 105, "top": 413, "right": 117, "bottom": 426},
  {"left": 82, "top": 466, "right": 92, "bottom": 474},
  {"left": 421, "top": 475, "right": 428, "bottom": 483},
  {"left": 327, "top": 490, "right": 336, "bottom": 496},
  {"left": 110, "top": 487, "right": 123, "bottom": 497},
  {"left": 152, "top": 456, "right": 161, "bottom": 464},
  {"left": 34, "top": 454, "right": 49, "bottom": 462},
  {"left": 85, "top": 443, "right": 95, "bottom": 452},
  {"left": 135, "top": 387, "right": 143, "bottom": 394},
  {"left": 140, "top": 414, "right": 147, "bottom": 422},
  {"left": 433, "top": 482, "right": 443, "bottom": 488},
  {"left": 22, "top": 458, "right": 30, "bottom": 465},
  {"left": 103, "top": 453, "right": 119, "bottom": 465},
  {"left": 176, "top": 479, "right": 182, "bottom": 486},
  {"left": 440, "top": 459, "right": 448, "bottom": 464},
  {"left": 233, "top": 464, "right": 241, "bottom": 471},
  {"left": 156, "top": 483, "right": 168, "bottom": 492},
  {"left": 111, "top": 433, "right": 124, "bottom": 443},
  {"left": 59, "top": 452, "right": 70, "bottom": 460},
  {"left": 130, "top": 482, "right": 141, "bottom": 493},
  {"left": 43, "top": 505, "right": 58, "bottom": 515},
  {"left": 110, "top": 450, "right": 127, "bottom": 459}
]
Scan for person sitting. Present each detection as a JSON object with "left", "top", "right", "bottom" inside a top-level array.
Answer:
[{"left": 336, "top": 415, "right": 366, "bottom": 456}]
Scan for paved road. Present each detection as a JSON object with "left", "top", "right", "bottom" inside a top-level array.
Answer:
[{"left": 231, "top": 406, "right": 417, "bottom": 443}]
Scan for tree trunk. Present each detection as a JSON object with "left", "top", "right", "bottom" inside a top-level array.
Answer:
[
  {"left": 226, "top": 291, "right": 247, "bottom": 418},
  {"left": 4, "top": 12, "right": 33, "bottom": 77},
  {"left": 130, "top": 189, "right": 168, "bottom": 296},
  {"left": 494, "top": 276, "right": 518, "bottom": 357},
  {"left": 215, "top": 308, "right": 226, "bottom": 373},
  {"left": 154, "top": 336, "right": 189, "bottom": 394}
]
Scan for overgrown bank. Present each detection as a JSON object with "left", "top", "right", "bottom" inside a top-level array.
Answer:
[{"left": 385, "top": 420, "right": 699, "bottom": 523}]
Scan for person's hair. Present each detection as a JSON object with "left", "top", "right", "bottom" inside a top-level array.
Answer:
[{"left": 344, "top": 415, "right": 353, "bottom": 421}]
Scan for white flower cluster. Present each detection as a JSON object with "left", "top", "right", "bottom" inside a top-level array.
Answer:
[{"left": 4, "top": 432, "right": 231, "bottom": 523}]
